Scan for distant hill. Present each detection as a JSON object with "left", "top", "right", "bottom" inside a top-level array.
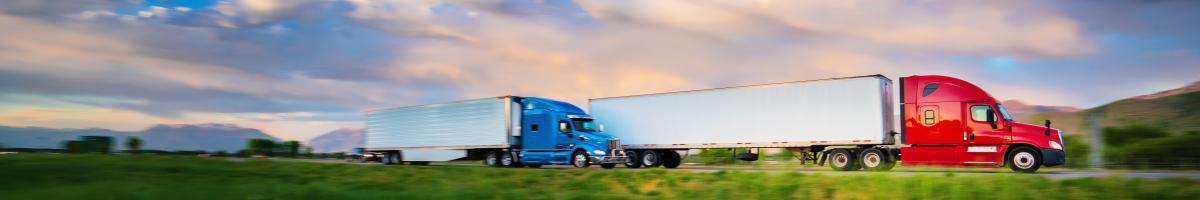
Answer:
[
  {"left": 1001, "top": 100, "right": 1081, "bottom": 119},
  {"left": 307, "top": 128, "right": 364, "bottom": 153},
  {"left": 1022, "top": 81, "right": 1200, "bottom": 135},
  {"left": 0, "top": 123, "right": 280, "bottom": 152}
]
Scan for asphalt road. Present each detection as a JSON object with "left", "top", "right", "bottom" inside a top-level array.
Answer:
[{"left": 289, "top": 158, "right": 1200, "bottom": 180}]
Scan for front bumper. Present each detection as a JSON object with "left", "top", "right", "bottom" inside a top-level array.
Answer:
[
  {"left": 1041, "top": 148, "right": 1065, "bottom": 167},
  {"left": 590, "top": 156, "right": 628, "bottom": 164},
  {"left": 589, "top": 149, "right": 628, "bottom": 164}
]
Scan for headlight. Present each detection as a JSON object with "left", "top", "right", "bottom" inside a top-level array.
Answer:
[
  {"left": 1049, "top": 141, "right": 1063, "bottom": 150},
  {"left": 593, "top": 150, "right": 606, "bottom": 155}
]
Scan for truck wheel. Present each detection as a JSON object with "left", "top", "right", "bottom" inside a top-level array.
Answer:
[
  {"left": 484, "top": 151, "right": 500, "bottom": 167},
  {"left": 600, "top": 164, "right": 617, "bottom": 169},
  {"left": 641, "top": 150, "right": 662, "bottom": 168},
  {"left": 1007, "top": 147, "right": 1042, "bottom": 173},
  {"left": 661, "top": 150, "right": 682, "bottom": 169},
  {"left": 828, "top": 149, "right": 859, "bottom": 171},
  {"left": 859, "top": 148, "right": 894, "bottom": 171},
  {"left": 572, "top": 150, "right": 591, "bottom": 168},
  {"left": 500, "top": 152, "right": 515, "bottom": 167},
  {"left": 624, "top": 151, "right": 642, "bottom": 168},
  {"left": 384, "top": 152, "right": 400, "bottom": 165}
]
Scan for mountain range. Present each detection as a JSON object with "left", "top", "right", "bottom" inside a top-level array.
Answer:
[
  {"left": 1021, "top": 81, "right": 1200, "bottom": 135},
  {"left": 0, "top": 123, "right": 279, "bottom": 152},
  {"left": 306, "top": 128, "right": 364, "bottom": 153}
]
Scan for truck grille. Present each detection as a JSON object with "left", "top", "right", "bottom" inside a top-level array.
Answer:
[{"left": 608, "top": 139, "right": 621, "bottom": 150}]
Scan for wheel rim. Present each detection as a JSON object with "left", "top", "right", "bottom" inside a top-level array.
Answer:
[
  {"left": 833, "top": 153, "right": 848, "bottom": 167},
  {"left": 574, "top": 153, "right": 587, "bottom": 167},
  {"left": 501, "top": 153, "right": 512, "bottom": 166},
  {"left": 642, "top": 153, "right": 657, "bottom": 166},
  {"left": 863, "top": 152, "right": 881, "bottom": 168},
  {"left": 486, "top": 154, "right": 497, "bottom": 166},
  {"left": 1014, "top": 152, "right": 1036, "bottom": 169}
]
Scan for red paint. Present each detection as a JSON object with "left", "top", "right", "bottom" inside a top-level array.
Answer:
[{"left": 899, "top": 75, "right": 1063, "bottom": 167}]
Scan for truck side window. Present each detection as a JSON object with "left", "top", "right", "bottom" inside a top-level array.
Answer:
[
  {"left": 558, "top": 121, "right": 571, "bottom": 133},
  {"left": 923, "top": 110, "right": 936, "bottom": 125},
  {"left": 969, "top": 105, "right": 994, "bottom": 122},
  {"left": 530, "top": 124, "right": 539, "bottom": 132},
  {"left": 922, "top": 83, "right": 939, "bottom": 97}
]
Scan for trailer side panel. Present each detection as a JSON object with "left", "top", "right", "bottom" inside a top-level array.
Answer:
[
  {"left": 367, "top": 97, "right": 511, "bottom": 150},
  {"left": 590, "top": 76, "right": 894, "bottom": 149}
]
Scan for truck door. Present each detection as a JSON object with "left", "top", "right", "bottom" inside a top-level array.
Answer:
[
  {"left": 961, "top": 103, "right": 1009, "bottom": 165},
  {"left": 552, "top": 120, "right": 577, "bottom": 161}
]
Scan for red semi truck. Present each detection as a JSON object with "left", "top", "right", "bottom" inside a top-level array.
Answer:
[{"left": 591, "top": 75, "right": 1065, "bottom": 172}]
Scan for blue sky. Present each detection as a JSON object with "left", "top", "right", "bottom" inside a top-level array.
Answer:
[{"left": 0, "top": 0, "right": 1197, "bottom": 140}]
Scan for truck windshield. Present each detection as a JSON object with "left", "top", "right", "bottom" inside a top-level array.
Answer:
[
  {"left": 995, "top": 103, "right": 1014, "bottom": 122},
  {"left": 572, "top": 119, "right": 597, "bottom": 132}
]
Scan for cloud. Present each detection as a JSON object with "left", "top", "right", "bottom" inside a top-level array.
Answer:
[{"left": 1, "top": 0, "right": 1197, "bottom": 141}]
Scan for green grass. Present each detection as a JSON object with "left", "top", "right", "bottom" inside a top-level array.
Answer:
[{"left": 1, "top": 154, "right": 1198, "bottom": 200}]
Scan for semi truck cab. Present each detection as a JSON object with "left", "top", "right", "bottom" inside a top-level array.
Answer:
[
  {"left": 900, "top": 75, "right": 1065, "bottom": 172},
  {"left": 514, "top": 97, "right": 627, "bottom": 168}
]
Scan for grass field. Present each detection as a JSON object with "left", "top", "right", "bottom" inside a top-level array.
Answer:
[{"left": 1, "top": 154, "right": 1198, "bottom": 200}]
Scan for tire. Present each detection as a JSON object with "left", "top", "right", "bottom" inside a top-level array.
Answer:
[
  {"left": 641, "top": 150, "right": 662, "bottom": 168},
  {"left": 661, "top": 150, "right": 682, "bottom": 169},
  {"left": 500, "top": 151, "right": 516, "bottom": 167},
  {"left": 572, "top": 150, "right": 591, "bottom": 168},
  {"left": 384, "top": 152, "right": 400, "bottom": 165},
  {"left": 1007, "top": 147, "right": 1042, "bottom": 173},
  {"left": 624, "top": 151, "right": 642, "bottom": 168},
  {"left": 600, "top": 164, "right": 617, "bottom": 169},
  {"left": 828, "top": 149, "right": 859, "bottom": 171},
  {"left": 859, "top": 148, "right": 895, "bottom": 171},
  {"left": 484, "top": 151, "right": 500, "bottom": 167}
]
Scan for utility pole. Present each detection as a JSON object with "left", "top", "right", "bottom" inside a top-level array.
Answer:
[{"left": 1088, "top": 113, "right": 1104, "bottom": 169}]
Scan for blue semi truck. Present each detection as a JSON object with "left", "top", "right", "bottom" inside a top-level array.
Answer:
[{"left": 365, "top": 96, "right": 626, "bottom": 168}]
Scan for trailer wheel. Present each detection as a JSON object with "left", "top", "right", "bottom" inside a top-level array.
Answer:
[
  {"left": 600, "top": 164, "right": 617, "bottom": 169},
  {"left": 384, "top": 152, "right": 401, "bottom": 165},
  {"left": 1007, "top": 146, "right": 1042, "bottom": 173},
  {"left": 484, "top": 151, "right": 500, "bottom": 167},
  {"left": 500, "top": 152, "right": 516, "bottom": 167},
  {"left": 828, "top": 149, "right": 859, "bottom": 171},
  {"left": 661, "top": 150, "right": 682, "bottom": 169},
  {"left": 859, "top": 148, "right": 894, "bottom": 171},
  {"left": 641, "top": 150, "right": 662, "bottom": 168},
  {"left": 624, "top": 151, "right": 642, "bottom": 168},
  {"left": 572, "top": 150, "right": 591, "bottom": 168}
]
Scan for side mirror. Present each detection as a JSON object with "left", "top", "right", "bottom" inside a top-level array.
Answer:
[
  {"left": 986, "top": 109, "right": 997, "bottom": 129},
  {"left": 558, "top": 122, "right": 570, "bottom": 133},
  {"left": 598, "top": 124, "right": 605, "bottom": 132},
  {"left": 1044, "top": 120, "right": 1052, "bottom": 136}
]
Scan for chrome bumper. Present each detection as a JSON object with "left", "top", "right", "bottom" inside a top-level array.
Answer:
[{"left": 590, "top": 149, "right": 628, "bottom": 164}]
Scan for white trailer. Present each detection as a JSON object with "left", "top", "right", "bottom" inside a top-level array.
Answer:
[
  {"left": 366, "top": 97, "right": 521, "bottom": 163},
  {"left": 589, "top": 75, "right": 895, "bottom": 168}
]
